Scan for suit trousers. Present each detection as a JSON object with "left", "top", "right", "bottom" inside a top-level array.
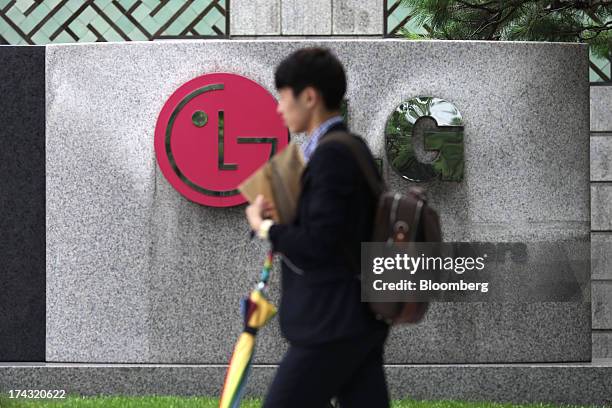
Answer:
[{"left": 262, "top": 326, "right": 390, "bottom": 408}]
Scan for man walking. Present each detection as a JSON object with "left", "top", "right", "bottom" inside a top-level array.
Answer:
[{"left": 245, "top": 47, "right": 390, "bottom": 408}]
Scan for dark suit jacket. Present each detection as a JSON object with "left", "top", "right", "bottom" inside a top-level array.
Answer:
[{"left": 268, "top": 121, "right": 389, "bottom": 346}]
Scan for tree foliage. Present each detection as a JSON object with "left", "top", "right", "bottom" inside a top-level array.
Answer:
[{"left": 400, "top": 0, "right": 611, "bottom": 59}]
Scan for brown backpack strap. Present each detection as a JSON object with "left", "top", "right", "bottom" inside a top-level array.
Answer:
[
  {"left": 408, "top": 198, "right": 424, "bottom": 242},
  {"left": 318, "top": 131, "right": 387, "bottom": 276},
  {"left": 318, "top": 131, "right": 386, "bottom": 197}
]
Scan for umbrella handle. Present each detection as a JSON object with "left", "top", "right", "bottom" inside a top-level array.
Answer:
[{"left": 258, "top": 250, "right": 274, "bottom": 287}]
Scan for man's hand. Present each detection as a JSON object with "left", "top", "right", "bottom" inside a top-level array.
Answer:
[{"left": 245, "top": 194, "right": 275, "bottom": 232}]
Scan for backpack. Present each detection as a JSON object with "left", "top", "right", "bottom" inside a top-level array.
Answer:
[{"left": 319, "top": 131, "right": 442, "bottom": 325}]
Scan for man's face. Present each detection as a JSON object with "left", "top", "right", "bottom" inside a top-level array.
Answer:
[{"left": 276, "top": 87, "right": 312, "bottom": 133}]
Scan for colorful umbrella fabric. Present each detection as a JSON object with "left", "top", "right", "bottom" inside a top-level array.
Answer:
[{"left": 219, "top": 250, "right": 277, "bottom": 408}]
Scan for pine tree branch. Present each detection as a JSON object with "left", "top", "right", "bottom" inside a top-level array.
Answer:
[
  {"left": 590, "top": 0, "right": 612, "bottom": 7},
  {"left": 470, "top": 4, "right": 522, "bottom": 39},
  {"left": 542, "top": 3, "right": 575, "bottom": 15},
  {"left": 544, "top": 21, "right": 612, "bottom": 40},
  {"left": 556, "top": 20, "right": 612, "bottom": 34},
  {"left": 468, "top": 11, "right": 500, "bottom": 38},
  {"left": 400, "top": 0, "right": 611, "bottom": 59},
  {"left": 455, "top": 0, "right": 498, "bottom": 13}
]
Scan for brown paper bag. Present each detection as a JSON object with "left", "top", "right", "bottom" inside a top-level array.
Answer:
[{"left": 238, "top": 142, "right": 305, "bottom": 224}]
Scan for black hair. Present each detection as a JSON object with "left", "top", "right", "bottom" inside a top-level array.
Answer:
[{"left": 274, "top": 47, "right": 346, "bottom": 111}]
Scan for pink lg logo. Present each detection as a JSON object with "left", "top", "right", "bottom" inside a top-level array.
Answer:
[{"left": 155, "top": 73, "right": 289, "bottom": 207}]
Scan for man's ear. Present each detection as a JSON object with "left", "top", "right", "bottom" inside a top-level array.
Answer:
[{"left": 300, "top": 86, "right": 319, "bottom": 109}]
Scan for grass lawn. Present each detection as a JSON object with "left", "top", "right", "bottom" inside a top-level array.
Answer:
[{"left": 0, "top": 396, "right": 601, "bottom": 408}]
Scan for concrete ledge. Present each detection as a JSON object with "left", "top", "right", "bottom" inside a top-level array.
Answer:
[{"left": 1, "top": 361, "right": 612, "bottom": 406}]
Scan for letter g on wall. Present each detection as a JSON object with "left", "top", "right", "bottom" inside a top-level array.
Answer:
[{"left": 385, "top": 97, "right": 464, "bottom": 182}]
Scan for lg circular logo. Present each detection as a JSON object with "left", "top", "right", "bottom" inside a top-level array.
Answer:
[{"left": 155, "top": 73, "right": 289, "bottom": 207}]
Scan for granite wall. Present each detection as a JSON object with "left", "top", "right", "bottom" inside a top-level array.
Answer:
[
  {"left": 591, "top": 85, "right": 612, "bottom": 358},
  {"left": 230, "top": 0, "right": 382, "bottom": 36},
  {"left": 43, "top": 39, "right": 591, "bottom": 363}
]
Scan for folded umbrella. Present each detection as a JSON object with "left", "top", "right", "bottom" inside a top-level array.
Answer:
[{"left": 219, "top": 250, "right": 277, "bottom": 408}]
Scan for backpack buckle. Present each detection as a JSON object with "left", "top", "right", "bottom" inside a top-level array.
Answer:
[{"left": 393, "top": 220, "right": 409, "bottom": 241}]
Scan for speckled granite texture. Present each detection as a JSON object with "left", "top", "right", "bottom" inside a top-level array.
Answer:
[
  {"left": 593, "top": 282, "right": 612, "bottom": 329},
  {"left": 231, "top": 0, "right": 382, "bottom": 36},
  {"left": 230, "top": 0, "right": 281, "bottom": 35},
  {"left": 332, "top": 0, "right": 382, "bottom": 35},
  {"left": 45, "top": 39, "right": 591, "bottom": 363},
  {"left": 592, "top": 233, "right": 612, "bottom": 280},
  {"left": 589, "top": 84, "right": 612, "bottom": 359},
  {"left": 591, "top": 135, "right": 612, "bottom": 181},
  {"left": 1, "top": 361, "right": 612, "bottom": 405},
  {"left": 593, "top": 333, "right": 612, "bottom": 358},
  {"left": 0, "top": 46, "right": 46, "bottom": 361},
  {"left": 590, "top": 86, "right": 612, "bottom": 132},
  {"left": 592, "top": 184, "right": 612, "bottom": 230},
  {"left": 281, "top": 0, "right": 331, "bottom": 35}
]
